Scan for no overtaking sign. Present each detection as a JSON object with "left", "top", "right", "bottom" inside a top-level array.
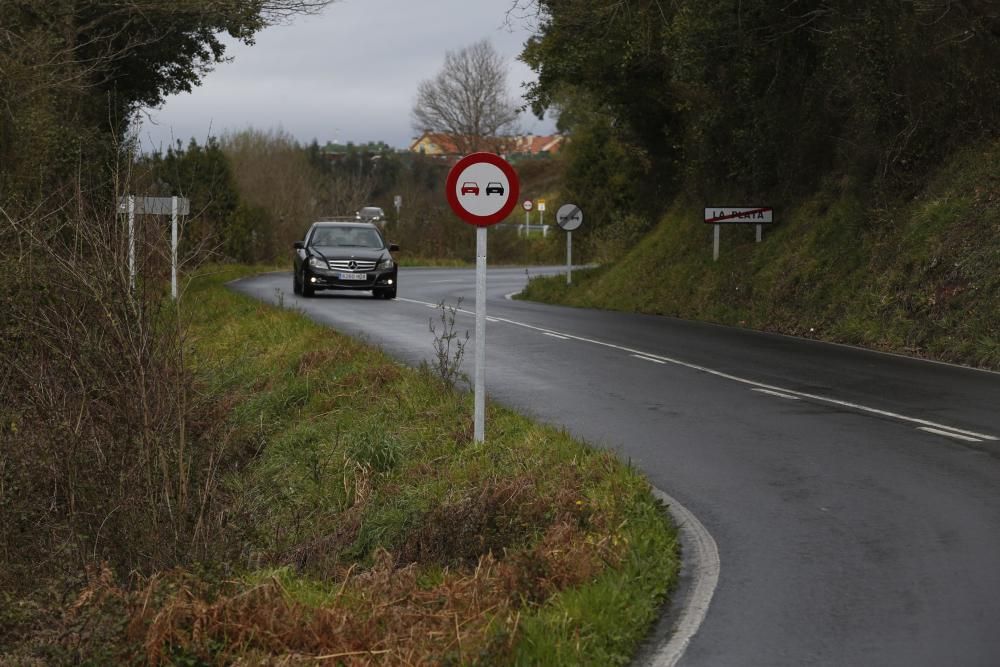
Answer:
[
  {"left": 446, "top": 153, "right": 520, "bottom": 226},
  {"left": 445, "top": 153, "right": 522, "bottom": 445}
]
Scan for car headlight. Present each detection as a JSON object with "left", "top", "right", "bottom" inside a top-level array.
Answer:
[
  {"left": 308, "top": 257, "right": 326, "bottom": 269},
  {"left": 377, "top": 257, "right": 394, "bottom": 270}
]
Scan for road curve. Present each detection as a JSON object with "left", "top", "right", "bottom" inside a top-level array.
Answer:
[{"left": 231, "top": 266, "right": 1000, "bottom": 666}]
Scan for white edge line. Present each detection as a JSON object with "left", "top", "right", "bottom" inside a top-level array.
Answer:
[
  {"left": 752, "top": 388, "right": 802, "bottom": 401},
  {"left": 504, "top": 291, "right": 522, "bottom": 300},
  {"left": 917, "top": 426, "right": 982, "bottom": 443},
  {"left": 397, "top": 296, "right": 998, "bottom": 441},
  {"left": 543, "top": 332, "right": 569, "bottom": 340},
  {"left": 647, "top": 487, "right": 720, "bottom": 667}
]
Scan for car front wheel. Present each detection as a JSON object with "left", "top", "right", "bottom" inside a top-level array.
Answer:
[{"left": 301, "top": 270, "right": 314, "bottom": 297}]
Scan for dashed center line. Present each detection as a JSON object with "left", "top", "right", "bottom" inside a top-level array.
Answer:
[
  {"left": 917, "top": 427, "right": 983, "bottom": 443},
  {"left": 632, "top": 354, "right": 666, "bottom": 364},
  {"left": 752, "top": 388, "right": 801, "bottom": 401},
  {"left": 396, "top": 296, "right": 997, "bottom": 442}
]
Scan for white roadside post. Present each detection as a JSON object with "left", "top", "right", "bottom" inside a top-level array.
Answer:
[
  {"left": 171, "top": 196, "right": 179, "bottom": 299},
  {"left": 128, "top": 195, "right": 136, "bottom": 290},
  {"left": 522, "top": 199, "right": 533, "bottom": 238},
  {"left": 556, "top": 204, "right": 583, "bottom": 286},
  {"left": 567, "top": 231, "right": 572, "bottom": 284},
  {"left": 538, "top": 199, "right": 546, "bottom": 228},
  {"left": 475, "top": 226, "right": 487, "bottom": 440},
  {"left": 446, "top": 153, "right": 520, "bottom": 444},
  {"left": 120, "top": 195, "right": 190, "bottom": 296},
  {"left": 394, "top": 194, "right": 402, "bottom": 223},
  {"left": 704, "top": 206, "right": 774, "bottom": 261}
]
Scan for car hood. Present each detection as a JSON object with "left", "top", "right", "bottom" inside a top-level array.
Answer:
[{"left": 310, "top": 246, "right": 388, "bottom": 261}]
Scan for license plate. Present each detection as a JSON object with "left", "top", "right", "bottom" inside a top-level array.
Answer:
[{"left": 338, "top": 272, "right": 367, "bottom": 281}]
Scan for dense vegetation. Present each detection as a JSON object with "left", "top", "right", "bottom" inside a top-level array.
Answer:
[
  {"left": 517, "top": 0, "right": 999, "bottom": 365},
  {"left": 523, "top": 0, "right": 1000, "bottom": 222},
  {"left": 2, "top": 267, "right": 678, "bottom": 664}
]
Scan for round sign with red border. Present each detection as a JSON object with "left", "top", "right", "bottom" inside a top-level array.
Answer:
[
  {"left": 446, "top": 152, "right": 520, "bottom": 227},
  {"left": 523, "top": 199, "right": 533, "bottom": 211}
]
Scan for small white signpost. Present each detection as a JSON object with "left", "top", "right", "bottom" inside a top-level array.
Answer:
[
  {"left": 446, "top": 153, "right": 520, "bottom": 444},
  {"left": 119, "top": 195, "right": 190, "bottom": 297},
  {"left": 703, "top": 206, "right": 774, "bottom": 261},
  {"left": 556, "top": 204, "right": 583, "bottom": 285},
  {"left": 394, "top": 194, "right": 402, "bottom": 221},
  {"left": 522, "top": 199, "right": 533, "bottom": 237},
  {"left": 538, "top": 199, "right": 546, "bottom": 228}
]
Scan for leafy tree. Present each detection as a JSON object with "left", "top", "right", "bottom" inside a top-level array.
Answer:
[{"left": 520, "top": 0, "right": 1000, "bottom": 204}]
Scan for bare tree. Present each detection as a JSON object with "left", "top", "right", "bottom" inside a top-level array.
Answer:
[{"left": 411, "top": 39, "right": 520, "bottom": 154}]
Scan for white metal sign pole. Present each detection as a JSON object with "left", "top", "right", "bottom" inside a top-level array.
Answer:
[
  {"left": 756, "top": 224, "right": 762, "bottom": 243},
  {"left": 713, "top": 224, "right": 720, "bottom": 262},
  {"left": 171, "top": 196, "right": 179, "bottom": 300},
  {"left": 128, "top": 195, "right": 136, "bottom": 290},
  {"left": 567, "top": 231, "right": 573, "bottom": 285},
  {"left": 474, "top": 226, "right": 487, "bottom": 444},
  {"left": 524, "top": 210, "right": 529, "bottom": 237}
]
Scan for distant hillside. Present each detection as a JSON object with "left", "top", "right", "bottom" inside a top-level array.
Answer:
[{"left": 521, "top": 140, "right": 1000, "bottom": 369}]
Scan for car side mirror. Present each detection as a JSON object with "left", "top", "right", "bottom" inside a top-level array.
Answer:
[
  {"left": 389, "top": 243, "right": 400, "bottom": 252},
  {"left": 293, "top": 241, "right": 304, "bottom": 250}
]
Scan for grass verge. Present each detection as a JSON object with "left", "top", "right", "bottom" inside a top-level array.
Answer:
[
  {"left": 520, "top": 140, "right": 1000, "bottom": 369},
  {"left": 2, "top": 265, "right": 678, "bottom": 665}
]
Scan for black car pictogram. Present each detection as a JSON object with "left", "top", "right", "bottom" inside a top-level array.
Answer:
[{"left": 485, "top": 182, "right": 504, "bottom": 196}]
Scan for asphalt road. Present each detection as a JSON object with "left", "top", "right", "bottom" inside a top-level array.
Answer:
[{"left": 231, "top": 266, "right": 1000, "bottom": 666}]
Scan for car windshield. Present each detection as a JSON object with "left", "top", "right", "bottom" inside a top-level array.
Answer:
[{"left": 310, "top": 226, "right": 383, "bottom": 249}]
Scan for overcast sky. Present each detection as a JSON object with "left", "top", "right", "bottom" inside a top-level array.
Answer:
[{"left": 139, "top": 0, "right": 556, "bottom": 152}]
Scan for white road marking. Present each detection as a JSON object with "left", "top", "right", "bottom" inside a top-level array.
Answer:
[
  {"left": 632, "top": 354, "right": 666, "bottom": 364},
  {"left": 543, "top": 332, "right": 569, "bottom": 340},
  {"left": 397, "top": 296, "right": 998, "bottom": 441},
  {"left": 504, "top": 291, "right": 521, "bottom": 300},
  {"left": 428, "top": 279, "right": 465, "bottom": 283},
  {"left": 752, "top": 388, "right": 802, "bottom": 401},
  {"left": 917, "top": 427, "right": 983, "bottom": 443},
  {"left": 486, "top": 317, "right": 499, "bottom": 323},
  {"left": 648, "top": 487, "right": 720, "bottom": 667}
]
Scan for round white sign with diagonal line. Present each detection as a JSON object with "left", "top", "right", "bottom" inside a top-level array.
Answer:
[{"left": 556, "top": 203, "right": 583, "bottom": 231}]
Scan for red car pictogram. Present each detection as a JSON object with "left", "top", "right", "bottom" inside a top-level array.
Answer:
[{"left": 461, "top": 182, "right": 480, "bottom": 196}]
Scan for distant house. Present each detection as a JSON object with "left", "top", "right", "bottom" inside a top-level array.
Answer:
[
  {"left": 508, "top": 134, "right": 565, "bottom": 159},
  {"left": 408, "top": 132, "right": 564, "bottom": 159},
  {"left": 409, "top": 132, "right": 461, "bottom": 157}
]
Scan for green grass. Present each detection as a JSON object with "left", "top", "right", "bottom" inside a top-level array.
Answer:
[
  {"left": 142, "top": 264, "right": 679, "bottom": 664},
  {"left": 521, "top": 140, "right": 1000, "bottom": 369}
]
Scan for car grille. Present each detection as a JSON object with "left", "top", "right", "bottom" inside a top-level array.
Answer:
[{"left": 327, "top": 259, "right": 377, "bottom": 271}]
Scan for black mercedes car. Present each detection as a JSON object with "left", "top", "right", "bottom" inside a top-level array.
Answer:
[{"left": 293, "top": 221, "right": 399, "bottom": 298}]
